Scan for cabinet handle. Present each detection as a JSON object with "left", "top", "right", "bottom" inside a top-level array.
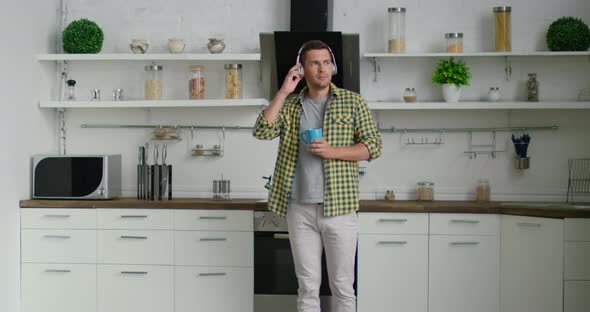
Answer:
[
  {"left": 450, "top": 241, "right": 480, "bottom": 245},
  {"left": 450, "top": 219, "right": 480, "bottom": 224},
  {"left": 199, "top": 216, "right": 227, "bottom": 220},
  {"left": 120, "top": 236, "right": 148, "bottom": 239},
  {"left": 43, "top": 214, "right": 71, "bottom": 218},
  {"left": 198, "top": 272, "right": 227, "bottom": 276},
  {"left": 378, "top": 218, "right": 407, "bottom": 223},
  {"left": 517, "top": 222, "right": 542, "bottom": 227},
  {"left": 43, "top": 235, "right": 71, "bottom": 239},
  {"left": 199, "top": 238, "right": 227, "bottom": 242},
  {"left": 377, "top": 241, "right": 407, "bottom": 245},
  {"left": 121, "top": 271, "right": 148, "bottom": 275},
  {"left": 273, "top": 233, "right": 290, "bottom": 240},
  {"left": 44, "top": 269, "right": 71, "bottom": 273},
  {"left": 120, "top": 215, "right": 148, "bottom": 218}
]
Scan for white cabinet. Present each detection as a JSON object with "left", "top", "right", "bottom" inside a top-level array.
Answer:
[
  {"left": 21, "top": 229, "right": 97, "bottom": 263},
  {"left": 428, "top": 214, "right": 500, "bottom": 312},
  {"left": 357, "top": 213, "right": 428, "bottom": 312},
  {"left": 564, "top": 218, "right": 590, "bottom": 312},
  {"left": 97, "top": 230, "right": 174, "bottom": 265},
  {"left": 175, "top": 230, "right": 253, "bottom": 266},
  {"left": 500, "top": 215, "right": 563, "bottom": 312}
]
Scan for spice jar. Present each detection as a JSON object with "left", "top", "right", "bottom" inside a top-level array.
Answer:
[
  {"left": 145, "top": 63, "right": 163, "bottom": 100},
  {"left": 488, "top": 87, "right": 501, "bottom": 101},
  {"left": 65, "top": 79, "right": 76, "bottom": 101},
  {"left": 416, "top": 181, "right": 434, "bottom": 201},
  {"left": 494, "top": 6, "right": 511, "bottom": 52},
  {"left": 445, "top": 33, "right": 464, "bottom": 53},
  {"left": 225, "top": 64, "right": 242, "bottom": 99},
  {"left": 403, "top": 88, "right": 417, "bottom": 102},
  {"left": 475, "top": 179, "right": 491, "bottom": 202},
  {"left": 387, "top": 7, "right": 406, "bottom": 53},
  {"left": 526, "top": 73, "right": 539, "bottom": 102},
  {"left": 189, "top": 65, "right": 205, "bottom": 100}
]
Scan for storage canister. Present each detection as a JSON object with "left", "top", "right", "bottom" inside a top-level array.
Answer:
[
  {"left": 388, "top": 7, "right": 406, "bottom": 53},
  {"left": 224, "top": 64, "right": 242, "bottom": 99},
  {"left": 445, "top": 33, "right": 464, "bottom": 53},
  {"left": 416, "top": 181, "right": 435, "bottom": 201},
  {"left": 189, "top": 65, "right": 205, "bottom": 100},
  {"left": 145, "top": 63, "right": 163, "bottom": 100},
  {"left": 494, "top": 6, "right": 511, "bottom": 52}
]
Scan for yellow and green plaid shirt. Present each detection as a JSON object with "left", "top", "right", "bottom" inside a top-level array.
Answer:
[{"left": 253, "top": 83, "right": 382, "bottom": 217}]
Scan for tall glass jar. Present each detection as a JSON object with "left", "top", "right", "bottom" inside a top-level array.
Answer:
[
  {"left": 445, "top": 33, "right": 464, "bottom": 53},
  {"left": 526, "top": 73, "right": 539, "bottom": 102},
  {"left": 475, "top": 179, "right": 491, "bottom": 202},
  {"left": 494, "top": 6, "right": 511, "bottom": 52},
  {"left": 65, "top": 79, "right": 76, "bottom": 101},
  {"left": 388, "top": 7, "right": 406, "bottom": 53},
  {"left": 145, "top": 63, "right": 163, "bottom": 100},
  {"left": 189, "top": 65, "right": 205, "bottom": 99},
  {"left": 225, "top": 64, "right": 242, "bottom": 99}
]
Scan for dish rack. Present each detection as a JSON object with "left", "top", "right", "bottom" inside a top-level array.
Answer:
[{"left": 567, "top": 158, "right": 590, "bottom": 203}]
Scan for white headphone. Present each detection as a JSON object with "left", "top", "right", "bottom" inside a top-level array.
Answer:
[{"left": 295, "top": 42, "right": 338, "bottom": 76}]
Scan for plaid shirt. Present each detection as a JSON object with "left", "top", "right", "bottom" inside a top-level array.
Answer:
[{"left": 253, "top": 83, "right": 382, "bottom": 217}]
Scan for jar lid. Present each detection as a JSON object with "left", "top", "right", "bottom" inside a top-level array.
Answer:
[
  {"left": 489, "top": 87, "right": 499, "bottom": 90},
  {"left": 493, "top": 6, "right": 511, "bottom": 12},
  {"left": 191, "top": 65, "right": 205, "bottom": 71},
  {"left": 417, "top": 181, "right": 434, "bottom": 186},
  {"left": 405, "top": 87, "right": 415, "bottom": 91},
  {"left": 66, "top": 79, "right": 76, "bottom": 86},
  {"left": 388, "top": 7, "right": 406, "bottom": 13},
  {"left": 145, "top": 64, "right": 163, "bottom": 71},
  {"left": 445, "top": 33, "right": 463, "bottom": 38},
  {"left": 224, "top": 64, "right": 242, "bottom": 69}
]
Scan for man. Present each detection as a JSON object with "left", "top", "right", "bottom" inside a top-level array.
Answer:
[{"left": 253, "top": 40, "right": 382, "bottom": 312}]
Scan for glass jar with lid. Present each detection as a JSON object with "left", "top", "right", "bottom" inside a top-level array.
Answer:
[
  {"left": 388, "top": 7, "right": 406, "bottom": 53},
  {"left": 445, "top": 33, "right": 464, "bottom": 53},
  {"left": 65, "top": 79, "right": 76, "bottom": 101},
  {"left": 475, "top": 179, "right": 491, "bottom": 202},
  {"left": 488, "top": 87, "right": 501, "bottom": 101},
  {"left": 224, "top": 64, "right": 242, "bottom": 99},
  {"left": 145, "top": 63, "right": 163, "bottom": 100},
  {"left": 416, "top": 181, "right": 434, "bottom": 201},
  {"left": 494, "top": 6, "right": 511, "bottom": 52},
  {"left": 403, "top": 87, "right": 417, "bottom": 102},
  {"left": 189, "top": 65, "right": 205, "bottom": 100}
]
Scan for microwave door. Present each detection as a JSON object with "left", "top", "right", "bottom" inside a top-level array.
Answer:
[{"left": 34, "top": 157, "right": 103, "bottom": 198}]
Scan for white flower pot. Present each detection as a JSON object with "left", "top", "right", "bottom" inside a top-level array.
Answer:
[{"left": 442, "top": 84, "right": 462, "bottom": 102}]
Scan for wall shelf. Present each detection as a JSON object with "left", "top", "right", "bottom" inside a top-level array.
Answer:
[
  {"left": 39, "top": 99, "right": 269, "bottom": 109},
  {"left": 368, "top": 101, "right": 590, "bottom": 110},
  {"left": 37, "top": 53, "right": 261, "bottom": 61}
]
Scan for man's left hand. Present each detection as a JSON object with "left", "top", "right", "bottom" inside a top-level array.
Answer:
[{"left": 308, "top": 139, "right": 336, "bottom": 159}]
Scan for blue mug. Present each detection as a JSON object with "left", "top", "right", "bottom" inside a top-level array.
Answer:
[{"left": 300, "top": 128, "right": 323, "bottom": 144}]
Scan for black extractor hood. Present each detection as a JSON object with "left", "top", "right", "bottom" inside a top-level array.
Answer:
[{"left": 290, "top": 0, "right": 333, "bottom": 32}]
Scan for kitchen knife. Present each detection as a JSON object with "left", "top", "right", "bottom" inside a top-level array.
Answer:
[
  {"left": 168, "top": 164, "right": 172, "bottom": 200},
  {"left": 137, "top": 146, "right": 142, "bottom": 199}
]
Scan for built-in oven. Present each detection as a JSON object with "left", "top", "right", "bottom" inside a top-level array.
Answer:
[{"left": 253, "top": 211, "right": 357, "bottom": 312}]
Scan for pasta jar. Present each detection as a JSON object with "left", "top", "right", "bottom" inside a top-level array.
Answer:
[
  {"left": 144, "top": 63, "right": 163, "bottom": 100},
  {"left": 475, "top": 179, "right": 491, "bottom": 202},
  {"left": 224, "top": 64, "right": 242, "bottom": 99},
  {"left": 189, "top": 65, "right": 205, "bottom": 99},
  {"left": 494, "top": 6, "right": 511, "bottom": 52},
  {"left": 445, "top": 33, "right": 464, "bottom": 53},
  {"left": 416, "top": 181, "right": 435, "bottom": 201},
  {"left": 387, "top": 7, "right": 406, "bottom": 53}
]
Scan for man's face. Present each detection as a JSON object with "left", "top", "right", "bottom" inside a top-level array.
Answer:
[{"left": 302, "top": 48, "right": 333, "bottom": 89}]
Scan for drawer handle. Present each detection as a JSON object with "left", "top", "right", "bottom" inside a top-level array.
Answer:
[
  {"left": 273, "top": 233, "right": 290, "bottom": 240},
  {"left": 43, "top": 214, "right": 71, "bottom": 218},
  {"left": 450, "top": 241, "right": 480, "bottom": 245},
  {"left": 121, "top": 271, "right": 148, "bottom": 275},
  {"left": 198, "top": 272, "right": 227, "bottom": 277},
  {"left": 44, "top": 269, "right": 71, "bottom": 273},
  {"left": 43, "top": 235, "right": 71, "bottom": 239},
  {"left": 377, "top": 241, "right": 407, "bottom": 245},
  {"left": 199, "top": 238, "right": 227, "bottom": 242},
  {"left": 517, "top": 222, "right": 542, "bottom": 227},
  {"left": 377, "top": 218, "right": 408, "bottom": 223},
  {"left": 120, "top": 215, "right": 148, "bottom": 218},
  {"left": 199, "top": 216, "right": 227, "bottom": 220},
  {"left": 120, "top": 236, "right": 148, "bottom": 239},
  {"left": 450, "top": 219, "right": 480, "bottom": 224}
]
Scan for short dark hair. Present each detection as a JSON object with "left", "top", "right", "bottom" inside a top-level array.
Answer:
[{"left": 299, "top": 40, "right": 332, "bottom": 64}]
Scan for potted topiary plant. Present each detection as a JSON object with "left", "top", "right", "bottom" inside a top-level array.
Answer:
[
  {"left": 432, "top": 57, "right": 471, "bottom": 102},
  {"left": 62, "top": 18, "right": 104, "bottom": 54},
  {"left": 546, "top": 16, "right": 590, "bottom": 51}
]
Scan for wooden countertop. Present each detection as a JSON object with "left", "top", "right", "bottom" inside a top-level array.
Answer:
[{"left": 19, "top": 198, "right": 590, "bottom": 218}]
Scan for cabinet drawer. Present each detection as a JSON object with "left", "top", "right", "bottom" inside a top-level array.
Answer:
[
  {"left": 175, "top": 210, "right": 252, "bottom": 231},
  {"left": 97, "top": 230, "right": 173, "bottom": 265},
  {"left": 97, "top": 264, "right": 173, "bottom": 312},
  {"left": 22, "top": 263, "right": 96, "bottom": 312},
  {"left": 22, "top": 229, "right": 96, "bottom": 263},
  {"left": 565, "top": 281, "right": 590, "bottom": 312},
  {"left": 565, "top": 241, "right": 590, "bottom": 280},
  {"left": 21, "top": 209, "right": 96, "bottom": 229},
  {"left": 358, "top": 213, "right": 428, "bottom": 234},
  {"left": 175, "top": 266, "right": 253, "bottom": 312},
  {"left": 175, "top": 231, "right": 253, "bottom": 267},
  {"left": 565, "top": 219, "right": 590, "bottom": 241},
  {"left": 97, "top": 209, "right": 173, "bottom": 230},
  {"left": 430, "top": 213, "right": 499, "bottom": 235}
]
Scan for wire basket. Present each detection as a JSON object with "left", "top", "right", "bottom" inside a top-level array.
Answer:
[{"left": 567, "top": 158, "right": 590, "bottom": 203}]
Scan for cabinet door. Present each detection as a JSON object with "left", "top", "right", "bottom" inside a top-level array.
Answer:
[
  {"left": 21, "top": 229, "right": 96, "bottom": 263},
  {"left": 429, "top": 235, "right": 499, "bottom": 312},
  {"left": 500, "top": 215, "right": 563, "bottom": 312},
  {"left": 175, "top": 266, "right": 253, "bottom": 312},
  {"left": 175, "top": 230, "right": 253, "bottom": 267},
  {"left": 357, "top": 234, "right": 428, "bottom": 312},
  {"left": 97, "top": 265, "right": 173, "bottom": 312},
  {"left": 565, "top": 281, "right": 590, "bottom": 312},
  {"left": 21, "top": 263, "right": 96, "bottom": 312},
  {"left": 97, "top": 230, "right": 174, "bottom": 265}
]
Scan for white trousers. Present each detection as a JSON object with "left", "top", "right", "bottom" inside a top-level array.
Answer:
[{"left": 286, "top": 201, "right": 358, "bottom": 312}]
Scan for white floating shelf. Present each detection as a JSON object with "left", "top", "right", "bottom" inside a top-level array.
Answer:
[
  {"left": 367, "top": 101, "right": 590, "bottom": 110},
  {"left": 37, "top": 53, "right": 261, "bottom": 61},
  {"left": 40, "top": 99, "right": 269, "bottom": 108},
  {"left": 364, "top": 51, "right": 590, "bottom": 58}
]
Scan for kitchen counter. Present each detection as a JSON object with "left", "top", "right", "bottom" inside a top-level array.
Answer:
[{"left": 19, "top": 198, "right": 590, "bottom": 218}]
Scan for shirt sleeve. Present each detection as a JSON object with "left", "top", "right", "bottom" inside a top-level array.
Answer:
[
  {"left": 354, "top": 97, "right": 382, "bottom": 161},
  {"left": 252, "top": 108, "right": 284, "bottom": 140}
]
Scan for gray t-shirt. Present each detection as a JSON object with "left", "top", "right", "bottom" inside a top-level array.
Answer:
[{"left": 291, "top": 93, "right": 329, "bottom": 203}]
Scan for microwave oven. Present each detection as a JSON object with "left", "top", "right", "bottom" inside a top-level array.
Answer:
[{"left": 32, "top": 155, "right": 122, "bottom": 199}]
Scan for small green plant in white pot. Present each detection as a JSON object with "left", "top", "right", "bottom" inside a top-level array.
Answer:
[{"left": 432, "top": 57, "right": 471, "bottom": 102}]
